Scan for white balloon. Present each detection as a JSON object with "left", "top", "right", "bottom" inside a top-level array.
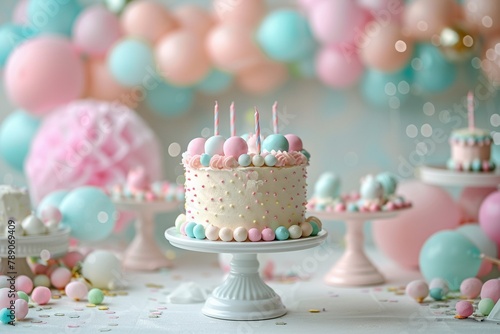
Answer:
[{"left": 82, "top": 250, "right": 123, "bottom": 290}]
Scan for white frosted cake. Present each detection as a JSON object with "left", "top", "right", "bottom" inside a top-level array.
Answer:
[
  {"left": 447, "top": 128, "right": 495, "bottom": 172},
  {"left": 0, "top": 185, "right": 31, "bottom": 233}
]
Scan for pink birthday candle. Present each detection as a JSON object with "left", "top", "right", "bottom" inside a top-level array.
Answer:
[
  {"left": 214, "top": 101, "right": 219, "bottom": 136},
  {"left": 272, "top": 101, "right": 278, "bottom": 134},
  {"left": 230, "top": 101, "right": 235, "bottom": 137},
  {"left": 467, "top": 91, "right": 474, "bottom": 130},
  {"left": 255, "top": 107, "right": 261, "bottom": 154}
]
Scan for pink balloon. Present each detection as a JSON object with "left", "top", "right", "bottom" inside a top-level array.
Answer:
[
  {"left": 237, "top": 62, "right": 288, "bottom": 95},
  {"left": 458, "top": 187, "right": 496, "bottom": 224},
  {"left": 372, "top": 180, "right": 461, "bottom": 269},
  {"left": 206, "top": 24, "right": 266, "bottom": 73},
  {"left": 121, "top": 0, "right": 177, "bottom": 43},
  {"left": 464, "top": 0, "right": 500, "bottom": 36},
  {"left": 212, "top": 0, "right": 266, "bottom": 27},
  {"left": 359, "top": 21, "right": 414, "bottom": 72},
  {"left": 481, "top": 38, "right": 500, "bottom": 87},
  {"left": 297, "top": 0, "right": 323, "bottom": 12},
  {"left": 479, "top": 191, "right": 500, "bottom": 246},
  {"left": 477, "top": 260, "right": 493, "bottom": 277},
  {"left": 315, "top": 45, "right": 364, "bottom": 88},
  {"left": 12, "top": 0, "right": 29, "bottom": 24},
  {"left": 309, "top": 0, "right": 370, "bottom": 44},
  {"left": 173, "top": 5, "right": 215, "bottom": 37},
  {"left": 4, "top": 36, "right": 85, "bottom": 116},
  {"left": 73, "top": 5, "right": 122, "bottom": 57},
  {"left": 404, "top": 0, "right": 461, "bottom": 40},
  {"left": 156, "top": 30, "right": 211, "bottom": 86}
]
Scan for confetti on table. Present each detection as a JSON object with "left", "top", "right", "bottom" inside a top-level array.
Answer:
[
  {"left": 276, "top": 322, "right": 287, "bottom": 325},
  {"left": 99, "top": 329, "right": 112, "bottom": 332},
  {"left": 87, "top": 304, "right": 96, "bottom": 308},
  {"left": 117, "top": 291, "right": 128, "bottom": 296},
  {"left": 69, "top": 315, "right": 80, "bottom": 319},
  {"left": 54, "top": 313, "right": 65, "bottom": 316},
  {"left": 31, "top": 320, "right": 42, "bottom": 323},
  {"left": 308, "top": 309, "right": 321, "bottom": 313},
  {"left": 108, "top": 323, "right": 119, "bottom": 326},
  {"left": 39, "top": 315, "right": 50, "bottom": 318},
  {"left": 98, "top": 306, "right": 110, "bottom": 310},
  {"left": 146, "top": 283, "right": 164, "bottom": 289}
]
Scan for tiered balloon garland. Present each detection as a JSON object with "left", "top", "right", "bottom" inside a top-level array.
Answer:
[{"left": 0, "top": 0, "right": 499, "bottom": 175}]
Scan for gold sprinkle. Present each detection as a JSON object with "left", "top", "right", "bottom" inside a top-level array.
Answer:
[
  {"left": 69, "top": 315, "right": 80, "bottom": 318},
  {"left": 260, "top": 203, "right": 264, "bottom": 206},
  {"left": 229, "top": 180, "right": 234, "bottom": 183},
  {"left": 253, "top": 220, "right": 257, "bottom": 224},
  {"left": 262, "top": 216, "right": 266, "bottom": 219},
  {"left": 238, "top": 214, "right": 243, "bottom": 218},
  {"left": 229, "top": 204, "right": 234, "bottom": 208},
  {"left": 238, "top": 190, "right": 242, "bottom": 194},
  {"left": 308, "top": 309, "right": 321, "bottom": 313},
  {"left": 146, "top": 283, "right": 164, "bottom": 288},
  {"left": 55, "top": 313, "right": 65, "bottom": 316},
  {"left": 275, "top": 201, "right": 279, "bottom": 205},
  {"left": 87, "top": 304, "right": 96, "bottom": 308},
  {"left": 117, "top": 291, "right": 129, "bottom": 296},
  {"left": 52, "top": 295, "right": 61, "bottom": 299},
  {"left": 42, "top": 306, "right": 52, "bottom": 310},
  {"left": 98, "top": 306, "right": 109, "bottom": 310}
]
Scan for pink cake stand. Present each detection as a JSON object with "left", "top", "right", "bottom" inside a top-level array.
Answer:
[
  {"left": 418, "top": 165, "right": 500, "bottom": 187},
  {"left": 114, "top": 200, "right": 179, "bottom": 271},
  {"left": 310, "top": 209, "right": 408, "bottom": 287}
]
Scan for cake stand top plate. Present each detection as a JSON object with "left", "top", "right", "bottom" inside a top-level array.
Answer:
[
  {"left": 418, "top": 165, "right": 500, "bottom": 187},
  {"left": 308, "top": 208, "right": 409, "bottom": 221},
  {"left": 113, "top": 199, "right": 180, "bottom": 212},
  {"left": 0, "top": 227, "right": 70, "bottom": 258},
  {"left": 165, "top": 227, "right": 328, "bottom": 254}
]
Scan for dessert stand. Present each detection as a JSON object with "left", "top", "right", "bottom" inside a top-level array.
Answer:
[
  {"left": 309, "top": 209, "right": 408, "bottom": 287},
  {"left": 418, "top": 165, "right": 500, "bottom": 187},
  {"left": 0, "top": 227, "right": 70, "bottom": 278},
  {"left": 114, "top": 200, "right": 179, "bottom": 271},
  {"left": 165, "top": 227, "right": 328, "bottom": 321}
]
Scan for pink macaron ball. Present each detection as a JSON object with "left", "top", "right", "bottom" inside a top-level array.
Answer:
[
  {"left": 15, "top": 275, "right": 33, "bottom": 294},
  {"left": 0, "top": 288, "right": 18, "bottom": 308},
  {"left": 61, "top": 251, "right": 84, "bottom": 269},
  {"left": 187, "top": 137, "right": 207, "bottom": 156},
  {"left": 284, "top": 134, "right": 303, "bottom": 152},
  {"left": 223, "top": 136, "right": 248, "bottom": 158},
  {"left": 262, "top": 227, "right": 275, "bottom": 241},
  {"left": 481, "top": 279, "right": 500, "bottom": 303},
  {"left": 31, "top": 286, "right": 51, "bottom": 305},
  {"left": 405, "top": 280, "right": 429, "bottom": 303},
  {"left": 455, "top": 300, "right": 474, "bottom": 318},
  {"left": 65, "top": 281, "right": 88, "bottom": 301},
  {"left": 460, "top": 277, "right": 482, "bottom": 299},
  {"left": 14, "top": 299, "right": 29, "bottom": 320},
  {"left": 40, "top": 206, "right": 62, "bottom": 224},
  {"left": 50, "top": 267, "right": 72, "bottom": 289},
  {"left": 248, "top": 228, "right": 262, "bottom": 242}
]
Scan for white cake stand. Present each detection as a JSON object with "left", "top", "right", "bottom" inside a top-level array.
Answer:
[
  {"left": 165, "top": 227, "right": 328, "bottom": 321},
  {"left": 0, "top": 227, "right": 70, "bottom": 278},
  {"left": 114, "top": 200, "right": 179, "bottom": 271},
  {"left": 418, "top": 165, "right": 500, "bottom": 187},
  {"left": 310, "top": 209, "right": 408, "bottom": 287}
]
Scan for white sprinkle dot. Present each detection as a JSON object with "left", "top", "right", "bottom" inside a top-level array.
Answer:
[
  {"left": 40, "top": 249, "right": 50, "bottom": 261},
  {"left": 491, "top": 114, "right": 500, "bottom": 127},
  {"left": 463, "top": 35, "right": 474, "bottom": 48},
  {"left": 423, "top": 102, "right": 435, "bottom": 116},
  {"left": 201, "top": 127, "right": 211, "bottom": 138},
  {"left": 98, "top": 212, "right": 109, "bottom": 224},
  {"left": 168, "top": 142, "right": 181, "bottom": 157},
  {"left": 398, "top": 81, "right": 410, "bottom": 95},
  {"left": 421, "top": 124, "right": 433, "bottom": 137},
  {"left": 406, "top": 124, "right": 418, "bottom": 138},
  {"left": 395, "top": 40, "right": 407, "bottom": 53},
  {"left": 385, "top": 82, "right": 397, "bottom": 96},
  {"left": 482, "top": 16, "right": 493, "bottom": 28}
]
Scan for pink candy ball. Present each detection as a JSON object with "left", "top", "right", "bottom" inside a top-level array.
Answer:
[
  {"left": 73, "top": 5, "right": 122, "bottom": 57},
  {"left": 40, "top": 206, "right": 62, "bottom": 224},
  {"left": 223, "top": 137, "right": 248, "bottom": 158},
  {"left": 481, "top": 279, "right": 500, "bottom": 303},
  {"left": 50, "top": 267, "right": 72, "bottom": 290},
  {"left": 15, "top": 275, "right": 33, "bottom": 294},
  {"left": 316, "top": 45, "right": 364, "bottom": 88},
  {"left": 31, "top": 286, "right": 51, "bottom": 305},
  {"left": 262, "top": 228, "right": 275, "bottom": 241},
  {"left": 187, "top": 137, "right": 207, "bottom": 156},
  {"left": 248, "top": 228, "right": 262, "bottom": 242},
  {"left": 4, "top": 36, "right": 85, "bottom": 116},
  {"left": 405, "top": 280, "right": 429, "bottom": 302},
  {"left": 65, "top": 281, "right": 88, "bottom": 301},
  {"left": 14, "top": 299, "right": 29, "bottom": 320},
  {"left": 0, "top": 288, "right": 18, "bottom": 308},
  {"left": 62, "top": 251, "right": 84, "bottom": 269},
  {"left": 284, "top": 134, "right": 303, "bottom": 152},
  {"left": 455, "top": 300, "right": 474, "bottom": 318},
  {"left": 25, "top": 100, "right": 163, "bottom": 204},
  {"left": 460, "top": 277, "right": 483, "bottom": 299}
]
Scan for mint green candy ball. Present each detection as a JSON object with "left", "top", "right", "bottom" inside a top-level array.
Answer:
[
  {"left": 478, "top": 298, "right": 494, "bottom": 316},
  {"left": 17, "top": 291, "right": 29, "bottom": 302},
  {"left": 88, "top": 288, "right": 104, "bottom": 305}
]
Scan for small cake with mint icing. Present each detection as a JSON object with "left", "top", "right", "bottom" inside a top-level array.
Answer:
[
  {"left": 447, "top": 128, "right": 495, "bottom": 172},
  {"left": 308, "top": 172, "right": 411, "bottom": 213}
]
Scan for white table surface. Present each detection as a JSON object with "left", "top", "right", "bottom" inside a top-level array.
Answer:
[{"left": 11, "top": 238, "right": 498, "bottom": 334}]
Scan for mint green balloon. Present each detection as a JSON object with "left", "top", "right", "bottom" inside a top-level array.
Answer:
[
  {"left": 196, "top": 69, "right": 233, "bottom": 95},
  {"left": 108, "top": 38, "right": 155, "bottom": 87},
  {"left": 419, "top": 231, "right": 481, "bottom": 291},
  {"left": 37, "top": 190, "right": 69, "bottom": 216}
]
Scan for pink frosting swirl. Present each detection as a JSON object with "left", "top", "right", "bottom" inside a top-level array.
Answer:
[
  {"left": 210, "top": 155, "right": 225, "bottom": 169},
  {"left": 189, "top": 155, "right": 202, "bottom": 169},
  {"left": 290, "top": 151, "right": 307, "bottom": 165},
  {"left": 275, "top": 151, "right": 296, "bottom": 167},
  {"left": 223, "top": 156, "right": 238, "bottom": 169}
]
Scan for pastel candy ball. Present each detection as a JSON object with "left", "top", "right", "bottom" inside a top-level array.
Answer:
[
  {"left": 193, "top": 224, "right": 206, "bottom": 240},
  {"left": 17, "top": 291, "right": 29, "bottom": 303},
  {"left": 264, "top": 154, "right": 277, "bottom": 167},
  {"left": 301, "top": 222, "right": 313, "bottom": 237},
  {"left": 187, "top": 137, "right": 207, "bottom": 156},
  {"left": 455, "top": 300, "right": 474, "bottom": 318},
  {"left": 310, "top": 221, "right": 320, "bottom": 236},
  {"left": 429, "top": 278, "right": 449, "bottom": 295},
  {"left": 376, "top": 172, "right": 398, "bottom": 196},
  {"left": 219, "top": 227, "right": 233, "bottom": 242},
  {"left": 61, "top": 251, "right": 84, "bottom": 269},
  {"left": 200, "top": 154, "right": 211, "bottom": 167},
  {"left": 180, "top": 221, "right": 188, "bottom": 235},
  {"left": 81, "top": 250, "right": 122, "bottom": 290},
  {"left": 65, "top": 281, "right": 88, "bottom": 301},
  {"left": 480, "top": 279, "right": 500, "bottom": 303},
  {"left": 478, "top": 298, "right": 495, "bottom": 316},
  {"left": 223, "top": 136, "right": 248, "bottom": 158},
  {"left": 40, "top": 206, "right": 62, "bottom": 224},
  {"left": 14, "top": 299, "right": 29, "bottom": 320},
  {"left": 460, "top": 277, "right": 482, "bottom": 299},
  {"left": 15, "top": 275, "right": 33, "bottom": 294},
  {"left": 284, "top": 134, "right": 303, "bottom": 151},
  {"left": 248, "top": 228, "right": 262, "bottom": 242},
  {"left": 429, "top": 287, "right": 446, "bottom": 301},
  {"left": 262, "top": 134, "right": 289, "bottom": 153},
  {"left": 31, "top": 286, "right": 51, "bottom": 305},
  {"left": 238, "top": 154, "right": 251, "bottom": 167},
  {"left": 275, "top": 226, "right": 290, "bottom": 241},
  {"left": 405, "top": 280, "right": 429, "bottom": 303},
  {"left": 288, "top": 225, "right": 302, "bottom": 239},
  {"left": 205, "top": 136, "right": 225, "bottom": 156},
  {"left": 0, "top": 308, "right": 11, "bottom": 324},
  {"left": 314, "top": 172, "right": 341, "bottom": 199},
  {"left": 360, "top": 175, "right": 384, "bottom": 200},
  {"left": 50, "top": 267, "right": 72, "bottom": 289},
  {"left": 205, "top": 225, "right": 219, "bottom": 241},
  {"left": 262, "top": 227, "right": 275, "bottom": 241},
  {"left": 185, "top": 222, "right": 197, "bottom": 238},
  {"left": 88, "top": 288, "right": 105, "bottom": 305},
  {"left": 175, "top": 214, "right": 186, "bottom": 233},
  {"left": 0, "top": 288, "right": 18, "bottom": 309},
  {"left": 252, "top": 154, "right": 265, "bottom": 167},
  {"left": 33, "top": 275, "right": 50, "bottom": 288},
  {"left": 233, "top": 226, "right": 248, "bottom": 242}
]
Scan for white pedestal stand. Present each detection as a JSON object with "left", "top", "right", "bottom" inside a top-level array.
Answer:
[
  {"left": 114, "top": 200, "right": 179, "bottom": 271},
  {"left": 165, "top": 227, "right": 327, "bottom": 321},
  {"left": 418, "top": 165, "right": 500, "bottom": 187}
]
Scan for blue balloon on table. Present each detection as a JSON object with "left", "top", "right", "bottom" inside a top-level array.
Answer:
[
  {"left": 257, "top": 9, "right": 315, "bottom": 62},
  {"left": 0, "top": 110, "right": 40, "bottom": 172},
  {"left": 361, "top": 65, "right": 413, "bottom": 108},
  {"left": 37, "top": 189, "right": 69, "bottom": 216},
  {"left": 146, "top": 81, "right": 194, "bottom": 117},
  {"left": 413, "top": 44, "right": 457, "bottom": 93},
  {"left": 28, "top": 0, "right": 82, "bottom": 37},
  {"left": 196, "top": 69, "right": 233, "bottom": 95},
  {"left": 0, "top": 24, "right": 29, "bottom": 68},
  {"left": 59, "top": 187, "right": 117, "bottom": 242},
  {"left": 107, "top": 38, "right": 155, "bottom": 87},
  {"left": 419, "top": 230, "right": 482, "bottom": 291}
]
